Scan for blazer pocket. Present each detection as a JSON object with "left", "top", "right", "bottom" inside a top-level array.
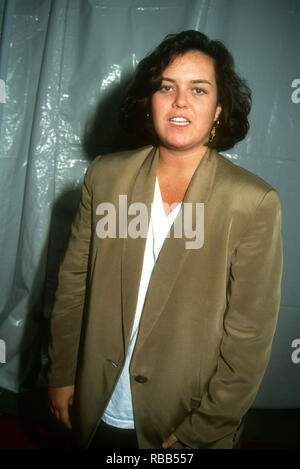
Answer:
[
  {"left": 170, "top": 439, "right": 187, "bottom": 450},
  {"left": 190, "top": 396, "right": 202, "bottom": 409}
]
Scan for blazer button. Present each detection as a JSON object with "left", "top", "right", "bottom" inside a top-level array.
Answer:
[{"left": 134, "top": 375, "right": 148, "bottom": 383}]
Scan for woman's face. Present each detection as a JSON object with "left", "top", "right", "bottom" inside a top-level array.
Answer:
[{"left": 151, "top": 50, "right": 222, "bottom": 154}]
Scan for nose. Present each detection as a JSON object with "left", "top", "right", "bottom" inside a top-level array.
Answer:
[{"left": 173, "top": 88, "right": 188, "bottom": 108}]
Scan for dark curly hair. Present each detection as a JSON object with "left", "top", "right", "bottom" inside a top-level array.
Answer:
[{"left": 119, "top": 30, "right": 252, "bottom": 152}]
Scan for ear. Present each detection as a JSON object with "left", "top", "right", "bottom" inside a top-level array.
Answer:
[{"left": 214, "top": 104, "right": 222, "bottom": 121}]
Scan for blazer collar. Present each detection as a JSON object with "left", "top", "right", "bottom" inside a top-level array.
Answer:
[{"left": 121, "top": 145, "right": 218, "bottom": 352}]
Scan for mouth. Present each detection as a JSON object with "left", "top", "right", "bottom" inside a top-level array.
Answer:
[{"left": 169, "top": 116, "right": 191, "bottom": 127}]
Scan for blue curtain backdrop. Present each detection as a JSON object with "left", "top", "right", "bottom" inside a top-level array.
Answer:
[{"left": 0, "top": 0, "right": 299, "bottom": 408}]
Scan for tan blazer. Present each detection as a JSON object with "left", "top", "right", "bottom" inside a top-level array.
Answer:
[{"left": 48, "top": 145, "right": 283, "bottom": 449}]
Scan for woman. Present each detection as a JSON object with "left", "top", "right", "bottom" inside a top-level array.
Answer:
[{"left": 48, "top": 30, "right": 283, "bottom": 449}]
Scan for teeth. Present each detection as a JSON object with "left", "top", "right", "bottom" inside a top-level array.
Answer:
[{"left": 170, "top": 117, "right": 190, "bottom": 125}]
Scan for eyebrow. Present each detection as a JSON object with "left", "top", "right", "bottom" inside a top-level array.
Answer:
[{"left": 161, "top": 77, "right": 213, "bottom": 86}]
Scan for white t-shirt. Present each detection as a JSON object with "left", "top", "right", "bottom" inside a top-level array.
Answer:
[{"left": 102, "top": 177, "right": 182, "bottom": 428}]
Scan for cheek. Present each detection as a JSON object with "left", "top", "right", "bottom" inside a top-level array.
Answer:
[
  {"left": 151, "top": 97, "right": 167, "bottom": 129},
  {"left": 196, "top": 100, "right": 218, "bottom": 122},
  {"left": 152, "top": 95, "right": 163, "bottom": 116}
]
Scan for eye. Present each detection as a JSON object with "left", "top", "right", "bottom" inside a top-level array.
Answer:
[
  {"left": 160, "top": 85, "right": 173, "bottom": 93},
  {"left": 193, "top": 88, "right": 205, "bottom": 95}
]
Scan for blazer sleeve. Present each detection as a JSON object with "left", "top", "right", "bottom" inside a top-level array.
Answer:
[
  {"left": 174, "top": 188, "right": 283, "bottom": 449},
  {"left": 47, "top": 157, "right": 100, "bottom": 387}
]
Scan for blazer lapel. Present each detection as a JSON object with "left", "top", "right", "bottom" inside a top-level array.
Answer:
[
  {"left": 134, "top": 147, "right": 219, "bottom": 351},
  {"left": 121, "top": 146, "right": 159, "bottom": 352}
]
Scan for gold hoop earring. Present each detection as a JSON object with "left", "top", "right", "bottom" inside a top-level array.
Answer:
[{"left": 209, "top": 119, "right": 219, "bottom": 143}]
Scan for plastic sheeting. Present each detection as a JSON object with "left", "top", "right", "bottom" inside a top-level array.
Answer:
[{"left": 0, "top": 0, "right": 299, "bottom": 407}]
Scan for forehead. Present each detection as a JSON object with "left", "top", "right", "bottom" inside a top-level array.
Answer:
[{"left": 163, "top": 51, "right": 216, "bottom": 83}]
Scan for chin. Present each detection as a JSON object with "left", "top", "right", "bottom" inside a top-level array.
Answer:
[
  {"left": 160, "top": 136, "right": 191, "bottom": 149},
  {"left": 163, "top": 140, "right": 200, "bottom": 152}
]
